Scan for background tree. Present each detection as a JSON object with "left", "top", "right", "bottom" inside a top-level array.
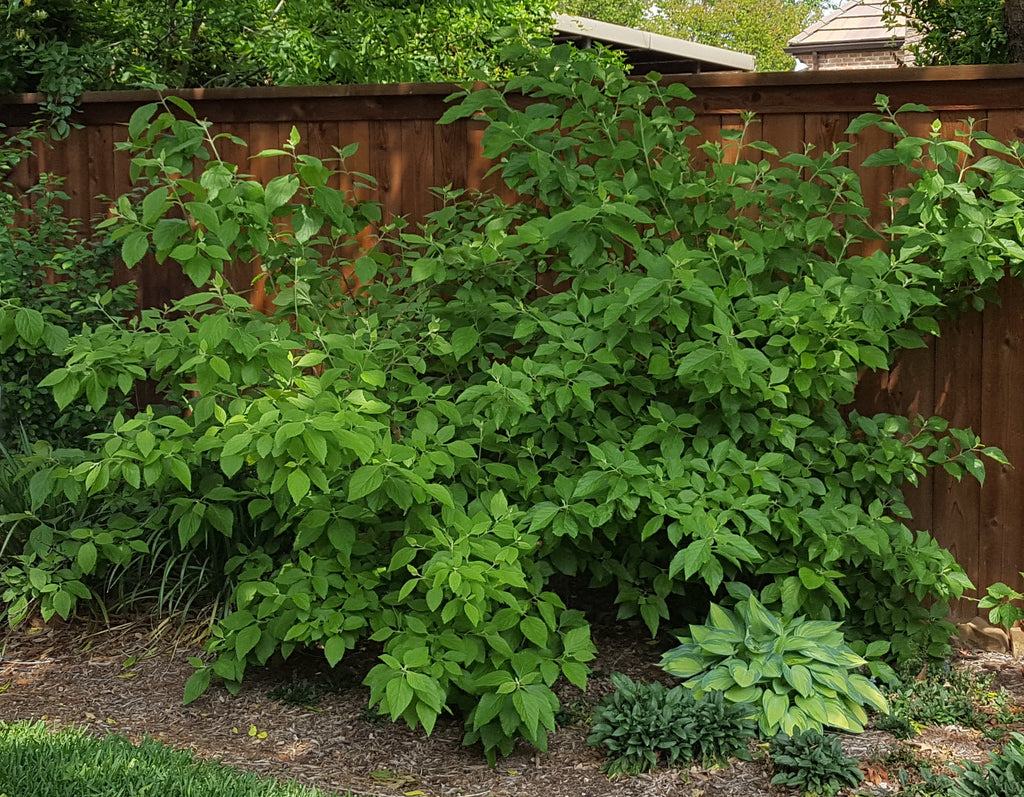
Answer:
[
  {"left": 558, "top": 0, "right": 827, "bottom": 71},
  {"left": 1006, "top": 0, "right": 1024, "bottom": 61},
  {"left": 0, "top": 0, "right": 555, "bottom": 132},
  {"left": 882, "top": 0, "right": 1009, "bottom": 65}
]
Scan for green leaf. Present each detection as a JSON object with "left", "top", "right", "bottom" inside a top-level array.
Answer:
[
  {"left": 235, "top": 625, "right": 261, "bottom": 660},
  {"left": 168, "top": 458, "right": 192, "bottom": 490},
  {"left": 76, "top": 541, "right": 98, "bottom": 575},
  {"left": 265, "top": 174, "right": 299, "bottom": 212},
  {"left": 451, "top": 327, "right": 479, "bottom": 360},
  {"left": 520, "top": 616, "right": 549, "bottom": 648},
  {"left": 348, "top": 464, "right": 384, "bottom": 500},
  {"left": 798, "top": 567, "right": 825, "bottom": 590},
  {"left": 14, "top": 307, "right": 44, "bottom": 346},
  {"left": 324, "top": 636, "right": 347, "bottom": 667},
  {"left": 183, "top": 667, "right": 212, "bottom": 704},
  {"left": 287, "top": 469, "right": 311, "bottom": 505},
  {"left": 121, "top": 231, "right": 150, "bottom": 268}
]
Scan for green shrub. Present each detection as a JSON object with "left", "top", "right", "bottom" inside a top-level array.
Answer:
[
  {"left": 0, "top": 720, "right": 342, "bottom": 797},
  {"left": 660, "top": 590, "right": 888, "bottom": 735},
  {"left": 769, "top": 729, "right": 863, "bottom": 796},
  {"left": 13, "top": 49, "right": 1024, "bottom": 762},
  {"left": 586, "top": 672, "right": 756, "bottom": 776},
  {"left": 0, "top": 131, "right": 136, "bottom": 450}
]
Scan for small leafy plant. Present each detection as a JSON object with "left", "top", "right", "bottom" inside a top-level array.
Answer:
[
  {"left": 978, "top": 577, "right": 1024, "bottom": 631},
  {"left": 660, "top": 589, "right": 888, "bottom": 735},
  {"left": 949, "top": 732, "right": 1024, "bottom": 797},
  {"left": 769, "top": 729, "right": 863, "bottom": 797},
  {"left": 586, "top": 672, "right": 756, "bottom": 776}
]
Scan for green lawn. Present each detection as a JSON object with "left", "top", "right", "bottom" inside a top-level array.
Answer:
[{"left": 0, "top": 721, "right": 346, "bottom": 797}]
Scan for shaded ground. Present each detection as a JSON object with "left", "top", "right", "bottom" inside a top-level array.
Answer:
[{"left": 1, "top": 615, "right": 1023, "bottom": 797}]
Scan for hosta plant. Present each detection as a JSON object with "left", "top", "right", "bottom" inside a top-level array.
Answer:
[
  {"left": 586, "top": 672, "right": 756, "bottom": 776},
  {"left": 769, "top": 729, "right": 863, "bottom": 797},
  {"left": 660, "top": 590, "right": 888, "bottom": 735}
]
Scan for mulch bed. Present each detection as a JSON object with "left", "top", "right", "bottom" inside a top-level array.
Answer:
[{"left": 1, "top": 615, "right": 1023, "bottom": 797}]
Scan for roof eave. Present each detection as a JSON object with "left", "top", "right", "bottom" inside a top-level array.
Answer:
[
  {"left": 553, "top": 14, "right": 756, "bottom": 72},
  {"left": 785, "top": 37, "right": 906, "bottom": 55}
]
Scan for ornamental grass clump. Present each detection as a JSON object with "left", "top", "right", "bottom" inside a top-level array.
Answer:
[{"left": 586, "top": 672, "right": 756, "bottom": 776}]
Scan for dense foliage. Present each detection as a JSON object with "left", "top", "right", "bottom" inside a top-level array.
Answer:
[
  {"left": 948, "top": 732, "right": 1024, "bottom": 797},
  {"left": 882, "top": 0, "right": 1009, "bottom": 66},
  {"left": 660, "top": 589, "right": 888, "bottom": 735},
  {"left": 5, "top": 49, "right": 1024, "bottom": 761},
  {"left": 769, "top": 730, "right": 863, "bottom": 797},
  {"left": 0, "top": 0, "right": 555, "bottom": 134},
  {"left": 0, "top": 131, "right": 136, "bottom": 449},
  {"left": 876, "top": 663, "right": 1013, "bottom": 739}
]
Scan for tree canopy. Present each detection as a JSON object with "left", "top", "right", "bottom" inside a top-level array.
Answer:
[
  {"left": 882, "top": 0, "right": 1009, "bottom": 65},
  {"left": 1, "top": 0, "right": 554, "bottom": 133}
]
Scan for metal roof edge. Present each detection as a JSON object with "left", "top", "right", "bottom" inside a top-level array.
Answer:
[{"left": 554, "top": 15, "right": 756, "bottom": 71}]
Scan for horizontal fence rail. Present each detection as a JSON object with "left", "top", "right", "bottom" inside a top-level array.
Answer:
[{"left": 6, "top": 64, "right": 1024, "bottom": 618}]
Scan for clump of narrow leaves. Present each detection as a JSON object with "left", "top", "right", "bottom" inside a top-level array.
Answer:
[
  {"left": 769, "top": 729, "right": 863, "bottom": 796},
  {"left": 587, "top": 672, "right": 756, "bottom": 776},
  {"left": 661, "top": 589, "right": 888, "bottom": 735},
  {"left": 948, "top": 732, "right": 1024, "bottom": 797}
]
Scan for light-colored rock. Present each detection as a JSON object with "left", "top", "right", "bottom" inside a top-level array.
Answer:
[
  {"left": 1010, "top": 627, "right": 1024, "bottom": 658},
  {"left": 955, "top": 616, "right": 1010, "bottom": 653}
]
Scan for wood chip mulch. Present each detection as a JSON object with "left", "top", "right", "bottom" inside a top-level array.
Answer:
[{"left": 2, "top": 615, "right": 1024, "bottom": 797}]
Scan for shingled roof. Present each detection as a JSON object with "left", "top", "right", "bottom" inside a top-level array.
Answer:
[{"left": 786, "top": 0, "right": 906, "bottom": 54}]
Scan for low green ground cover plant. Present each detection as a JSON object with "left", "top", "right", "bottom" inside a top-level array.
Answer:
[
  {"left": 5, "top": 47, "right": 1024, "bottom": 761},
  {"left": 586, "top": 672, "right": 756, "bottom": 775},
  {"left": 769, "top": 729, "right": 863, "bottom": 796},
  {"left": 0, "top": 720, "right": 345, "bottom": 797},
  {"left": 876, "top": 662, "right": 1012, "bottom": 739}
]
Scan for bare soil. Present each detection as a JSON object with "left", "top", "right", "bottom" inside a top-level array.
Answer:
[{"left": 1, "top": 615, "right": 1023, "bottom": 797}]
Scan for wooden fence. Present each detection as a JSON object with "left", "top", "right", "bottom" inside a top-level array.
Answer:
[{"left": 5, "top": 64, "right": 1024, "bottom": 618}]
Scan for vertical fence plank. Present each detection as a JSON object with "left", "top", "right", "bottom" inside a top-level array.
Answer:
[
  {"left": 399, "top": 117, "right": 437, "bottom": 228},
  {"left": 804, "top": 113, "right": 850, "bottom": 164},
  {"left": 760, "top": 113, "right": 804, "bottom": 162},
  {"left": 979, "top": 276, "right": 1024, "bottom": 602},
  {"left": 931, "top": 307, "right": 984, "bottom": 619},
  {"left": 434, "top": 118, "right": 469, "bottom": 206}
]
